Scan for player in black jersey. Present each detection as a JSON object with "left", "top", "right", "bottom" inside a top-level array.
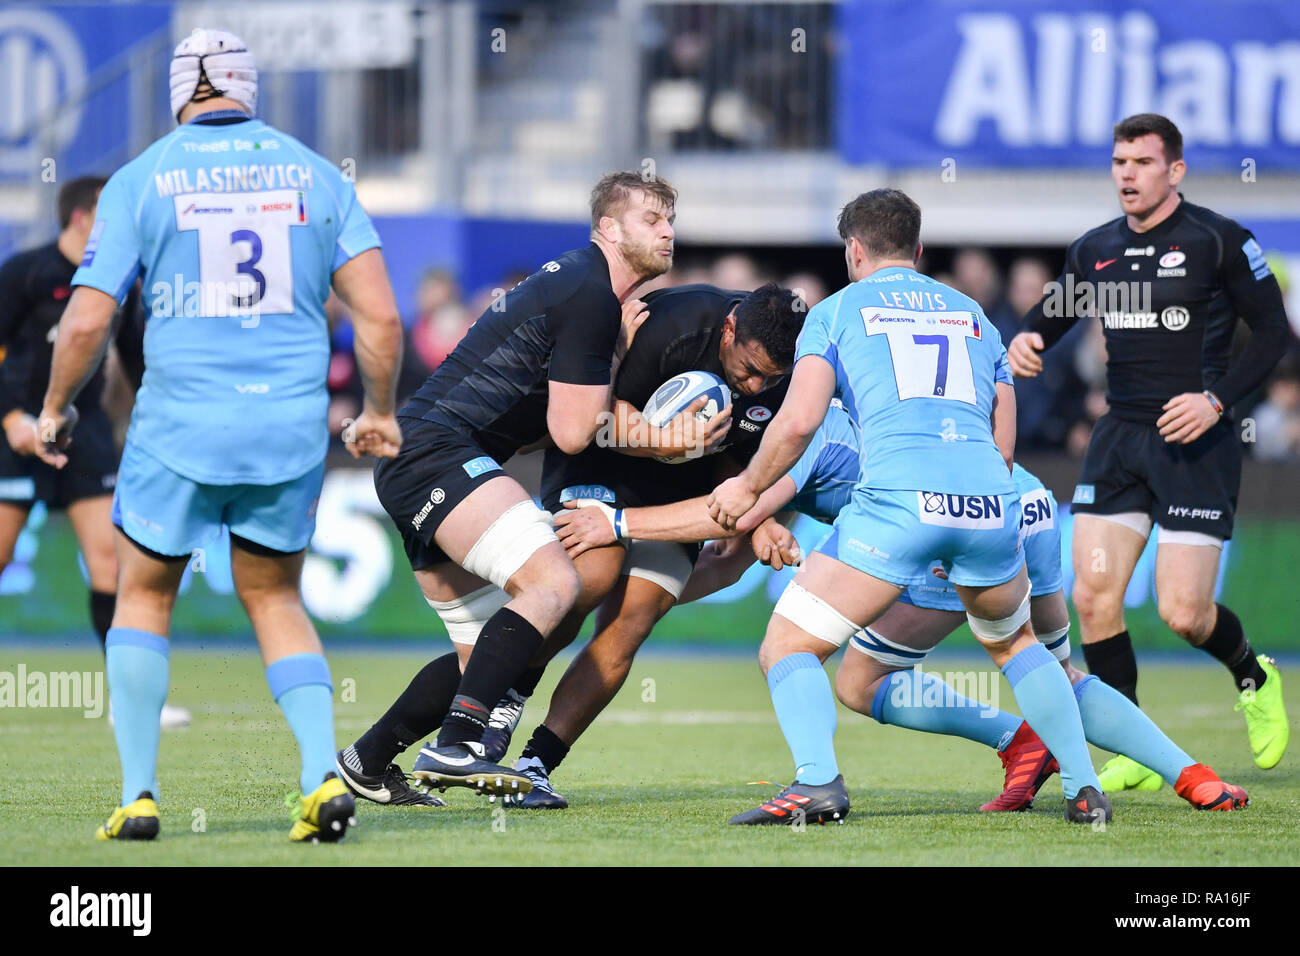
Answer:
[
  {"left": 338, "top": 172, "right": 720, "bottom": 802},
  {"left": 455, "top": 282, "right": 802, "bottom": 808},
  {"left": 1009, "top": 114, "right": 1290, "bottom": 786},
  {"left": 0, "top": 177, "right": 191, "bottom": 728}
]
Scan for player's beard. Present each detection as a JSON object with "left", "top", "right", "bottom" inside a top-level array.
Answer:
[{"left": 623, "top": 236, "right": 673, "bottom": 280}]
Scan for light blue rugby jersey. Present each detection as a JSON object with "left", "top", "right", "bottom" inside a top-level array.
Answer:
[
  {"left": 785, "top": 400, "right": 859, "bottom": 520},
  {"left": 73, "top": 114, "right": 381, "bottom": 485},
  {"left": 795, "top": 267, "right": 1013, "bottom": 496}
]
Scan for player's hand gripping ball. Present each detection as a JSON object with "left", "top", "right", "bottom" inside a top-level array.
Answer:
[{"left": 641, "top": 370, "right": 731, "bottom": 464}]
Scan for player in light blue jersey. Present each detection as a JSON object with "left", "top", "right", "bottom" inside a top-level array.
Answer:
[
  {"left": 37, "top": 29, "right": 406, "bottom": 844},
  {"left": 561, "top": 429, "right": 1247, "bottom": 812},
  {"left": 710, "top": 189, "right": 1108, "bottom": 825}
]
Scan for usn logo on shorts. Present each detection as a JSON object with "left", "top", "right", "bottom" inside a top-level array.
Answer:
[{"left": 917, "top": 492, "right": 1005, "bottom": 529}]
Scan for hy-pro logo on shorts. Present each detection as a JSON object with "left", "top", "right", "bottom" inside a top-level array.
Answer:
[
  {"left": 1161, "top": 306, "right": 1190, "bottom": 331},
  {"left": 917, "top": 492, "right": 1005, "bottom": 529},
  {"left": 1073, "top": 484, "right": 1095, "bottom": 504},
  {"left": 461, "top": 456, "right": 501, "bottom": 478}
]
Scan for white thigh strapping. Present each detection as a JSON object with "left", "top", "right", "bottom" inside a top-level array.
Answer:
[
  {"left": 849, "top": 626, "right": 933, "bottom": 668},
  {"left": 1086, "top": 510, "right": 1153, "bottom": 539},
  {"left": 1156, "top": 528, "right": 1223, "bottom": 549},
  {"left": 623, "top": 539, "right": 694, "bottom": 600},
  {"left": 463, "top": 499, "right": 558, "bottom": 591},
  {"left": 966, "top": 588, "right": 1031, "bottom": 644},
  {"left": 426, "top": 584, "right": 511, "bottom": 646},
  {"left": 772, "top": 581, "right": 859, "bottom": 648}
]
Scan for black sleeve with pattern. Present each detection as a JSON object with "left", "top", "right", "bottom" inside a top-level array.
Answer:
[
  {"left": 547, "top": 278, "right": 620, "bottom": 386},
  {"left": 112, "top": 280, "right": 146, "bottom": 391},
  {"left": 1024, "top": 237, "right": 1086, "bottom": 349},
  {"left": 1209, "top": 223, "right": 1290, "bottom": 410}
]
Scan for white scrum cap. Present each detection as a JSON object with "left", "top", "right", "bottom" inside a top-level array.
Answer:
[{"left": 170, "top": 28, "right": 257, "bottom": 120}]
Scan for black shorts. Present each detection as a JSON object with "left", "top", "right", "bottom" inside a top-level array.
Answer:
[
  {"left": 374, "top": 418, "right": 508, "bottom": 571},
  {"left": 1072, "top": 414, "right": 1241, "bottom": 539},
  {"left": 0, "top": 408, "right": 119, "bottom": 510}
]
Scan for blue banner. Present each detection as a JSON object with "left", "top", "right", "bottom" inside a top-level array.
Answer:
[
  {"left": 837, "top": 0, "right": 1300, "bottom": 170},
  {"left": 0, "top": 4, "right": 172, "bottom": 181}
]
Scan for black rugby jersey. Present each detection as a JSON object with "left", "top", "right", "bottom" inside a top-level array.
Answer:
[
  {"left": 400, "top": 244, "right": 620, "bottom": 462},
  {"left": 541, "top": 283, "right": 791, "bottom": 509},
  {"left": 0, "top": 241, "right": 143, "bottom": 417},
  {"left": 1023, "top": 199, "right": 1288, "bottom": 423}
]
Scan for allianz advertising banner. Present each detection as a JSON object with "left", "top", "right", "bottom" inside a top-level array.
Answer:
[{"left": 837, "top": 0, "right": 1300, "bottom": 170}]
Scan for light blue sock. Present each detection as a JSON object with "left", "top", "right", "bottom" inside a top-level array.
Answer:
[
  {"left": 768, "top": 653, "right": 839, "bottom": 785},
  {"left": 266, "top": 653, "right": 335, "bottom": 794},
  {"left": 1074, "top": 675, "right": 1193, "bottom": 785},
  {"left": 105, "top": 628, "right": 170, "bottom": 806},
  {"left": 1001, "top": 643, "right": 1100, "bottom": 799},
  {"left": 872, "top": 668, "right": 1022, "bottom": 750}
]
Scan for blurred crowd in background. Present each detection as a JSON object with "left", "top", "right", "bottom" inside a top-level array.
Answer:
[{"left": 317, "top": 248, "right": 1300, "bottom": 462}]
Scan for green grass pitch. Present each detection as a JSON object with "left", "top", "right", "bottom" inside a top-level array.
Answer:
[{"left": 1, "top": 645, "right": 1296, "bottom": 866}]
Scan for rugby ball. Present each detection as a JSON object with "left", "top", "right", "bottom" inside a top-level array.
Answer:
[{"left": 641, "top": 370, "right": 731, "bottom": 464}]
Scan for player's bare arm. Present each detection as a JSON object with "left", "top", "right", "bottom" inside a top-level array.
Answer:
[
  {"left": 36, "top": 285, "right": 118, "bottom": 467},
  {"left": 555, "top": 473, "right": 798, "bottom": 557},
  {"left": 708, "top": 355, "right": 835, "bottom": 529},
  {"left": 331, "top": 248, "right": 404, "bottom": 459},
  {"left": 991, "top": 380, "right": 1016, "bottom": 470}
]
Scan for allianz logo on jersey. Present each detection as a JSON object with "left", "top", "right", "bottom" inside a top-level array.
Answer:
[
  {"left": 917, "top": 491, "right": 1005, "bottom": 529},
  {"left": 1102, "top": 306, "right": 1189, "bottom": 331}
]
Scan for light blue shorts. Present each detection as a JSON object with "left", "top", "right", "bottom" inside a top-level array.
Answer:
[
  {"left": 819, "top": 486, "right": 1023, "bottom": 591},
  {"left": 901, "top": 486, "right": 1063, "bottom": 612},
  {"left": 112, "top": 441, "right": 324, "bottom": 557}
]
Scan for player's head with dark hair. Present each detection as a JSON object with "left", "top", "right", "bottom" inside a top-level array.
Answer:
[
  {"left": 1111, "top": 113, "right": 1185, "bottom": 222},
  {"left": 836, "top": 189, "right": 922, "bottom": 279},
  {"left": 721, "top": 282, "right": 804, "bottom": 395},
  {"left": 1114, "top": 113, "right": 1183, "bottom": 163},
  {"left": 590, "top": 171, "right": 678, "bottom": 281},
  {"left": 57, "top": 175, "right": 107, "bottom": 231}
]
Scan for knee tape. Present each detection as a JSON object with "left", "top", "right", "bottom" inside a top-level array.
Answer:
[
  {"left": 1038, "top": 623, "right": 1072, "bottom": 663},
  {"left": 966, "top": 588, "right": 1031, "bottom": 645},
  {"left": 427, "top": 584, "right": 511, "bottom": 646}
]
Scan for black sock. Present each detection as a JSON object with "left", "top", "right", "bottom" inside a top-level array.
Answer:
[
  {"left": 521, "top": 723, "right": 570, "bottom": 774},
  {"left": 90, "top": 590, "right": 115, "bottom": 654},
  {"left": 438, "top": 607, "right": 544, "bottom": 747},
  {"left": 1082, "top": 631, "right": 1139, "bottom": 705},
  {"left": 352, "top": 652, "right": 462, "bottom": 774},
  {"left": 513, "top": 665, "right": 547, "bottom": 698},
  {"left": 1198, "top": 604, "right": 1266, "bottom": 692}
]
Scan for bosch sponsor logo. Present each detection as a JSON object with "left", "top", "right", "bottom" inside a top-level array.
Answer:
[
  {"left": 745, "top": 406, "right": 772, "bottom": 423},
  {"left": 1167, "top": 505, "right": 1223, "bottom": 521},
  {"left": 1103, "top": 311, "right": 1158, "bottom": 329},
  {"left": 1160, "top": 306, "right": 1191, "bottom": 331},
  {"left": 261, "top": 201, "right": 293, "bottom": 212},
  {"left": 1124, "top": 245, "right": 1155, "bottom": 256},
  {"left": 1159, "top": 251, "right": 1186, "bottom": 268}
]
